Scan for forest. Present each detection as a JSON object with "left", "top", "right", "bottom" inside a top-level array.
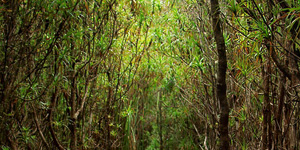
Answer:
[{"left": 1, "top": 0, "right": 300, "bottom": 149}]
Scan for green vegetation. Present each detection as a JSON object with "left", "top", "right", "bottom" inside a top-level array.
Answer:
[{"left": 1, "top": 0, "right": 300, "bottom": 149}]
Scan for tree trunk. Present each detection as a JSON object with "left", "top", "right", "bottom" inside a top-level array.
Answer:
[
  {"left": 284, "top": 43, "right": 299, "bottom": 149},
  {"left": 70, "top": 62, "right": 77, "bottom": 150},
  {"left": 106, "top": 71, "right": 113, "bottom": 150},
  {"left": 210, "top": 0, "right": 230, "bottom": 149},
  {"left": 262, "top": 58, "right": 271, "bottom": 150},
  {"left": 274, "top": 72, "right": 285, "bottom": 150}
]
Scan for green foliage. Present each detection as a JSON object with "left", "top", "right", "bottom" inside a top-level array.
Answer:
[
  {"left": 2, "top": 0, "right": 300, "bottom": 149},
  {"left": 1, "top": 146, "right": 10, "bottom": 150}
]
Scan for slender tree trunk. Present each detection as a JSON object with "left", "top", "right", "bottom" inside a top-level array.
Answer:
[
  {"left": 106, "top": 71, "right": 113, "bottom": 150},
  {"left": 49, "top": 89, "right": 65, "bottom": 150},
  {"left": 274, "top": 72, "right": 285, "bottom": 150},
  {"left": 284, "top": 43, "right": 299, "bottom": 149},
  {"left": 262, "top": 58, "right": 271, "bottom": 150},
  {"left": 159, "top": 94, "right": 163, "bottom": 150},
  {"left": 157, "top": 91, "right": 163, "bottom": 150},
  {"left": 70, "top": 62, "right": 77, "bottom": 150},
  {"left": 210, "top": 0, "right": 230, "bottom": 149},
  {"left": 284, "top": 102, "right": 291, "bottom": 149}
]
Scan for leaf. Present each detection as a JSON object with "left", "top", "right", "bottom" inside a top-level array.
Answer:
[{"left": 84, "top": 0, "right": 89, "bottom": 15}]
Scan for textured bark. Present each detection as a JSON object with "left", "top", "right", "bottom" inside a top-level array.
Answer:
[
  {"left": 284, "top": 103, "right": 291, "bottom": 149},
  {"left": 32, "top": 103, "right": 49, "bottom": 149},
  {"left": 284, "top": 43, "right": 299, "bottom": 150},
  {"left": 262, "top": 59, "right": 271, "bottom": 150},
  {"left": 49, "top": 90, "right": 65, "bottom": 150},
  {"left": 70, "top": 62, "right": 77, "bottom": 150},
  {"left": 274, "top": 73, "right": 285, "bottom": 150},
  {"left": 210, "top": 0, "right": 230, "bottom": 149}
]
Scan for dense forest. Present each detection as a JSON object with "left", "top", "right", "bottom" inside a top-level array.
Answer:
[{"left": 1, "top": 0, "right": 300, "bottom": 149}]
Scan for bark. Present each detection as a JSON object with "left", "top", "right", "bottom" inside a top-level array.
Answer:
[
  {"left": 284, "top": 43, "right": 299, "bottom": 149},
  {"left": 274, "top": 72, "right": 285, "bottom": 149},
  {"left": 7, "top": 136, "right": 18, "bottom": 150},
  {"left": 32, "top": 103, "right": 49, "bottom": 149},
  {"left": 106, "top": 71, "right": 113, "bottom": 150},
  {"left": 49, "top": 90, "right": 65, "bottom": 150},
  {"left": 210, "top": 0, "right": 230, "bottom": 149},
  {"left": 70, "top": 69, "right": 77, "bottom": 150},
  {"left": 262, "top": 59, "right": 271, "bottom": 150},
  {"left": 284, "top": 102, "right": 291, "bottom": 149}
]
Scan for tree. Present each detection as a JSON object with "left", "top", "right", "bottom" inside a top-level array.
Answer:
[
  {"left": 3, "top": 0, "right": 300, "bottom": 149},
  {"left": 210, "top": 0, "right": 230, "bottom": 149}
]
